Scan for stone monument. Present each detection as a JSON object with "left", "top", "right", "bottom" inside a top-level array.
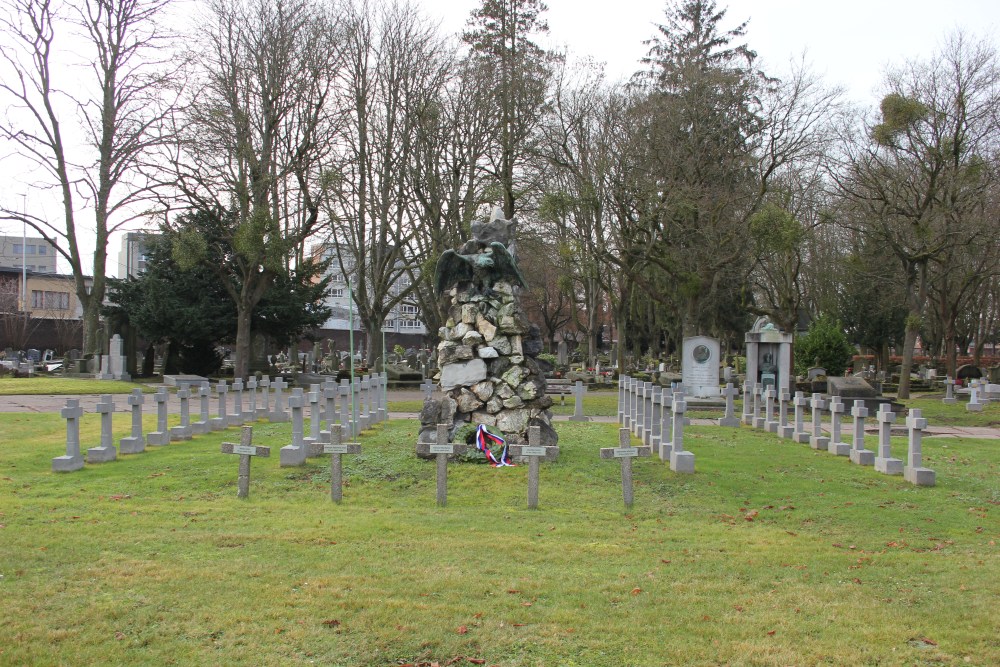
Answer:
[
  {"left": 419, "top": 208, "right": 556, "bottom": 450},
  {"left": 681, "top": 335, "right": 720, "bottom": 398},
  {"left": 744, "top": 317, "right": 793, "bottom": 395}
]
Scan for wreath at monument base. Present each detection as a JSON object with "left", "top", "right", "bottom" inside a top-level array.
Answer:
[{"left": 471, "top": 424, "right": 514, "bottom": 467}]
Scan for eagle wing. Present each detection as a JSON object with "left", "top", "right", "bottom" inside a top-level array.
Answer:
[
  {"left": 434, "top": 249, "right": 474, "bottom": 295},
  {"left": 488, "top": 242, "right": 527, "bottom": 289}
]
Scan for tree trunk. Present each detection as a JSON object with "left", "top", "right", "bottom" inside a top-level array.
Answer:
[
  {"left": 81, "top": 296, "right": 101, "bottom": 356},
  {"left": 234, "top": 303, "right": 253, "bottom": 380},
  {"left": 897, "top": 312, "right": 920, "bottom": 399},
  {"left": 944, "top": 313, "right": 958, "bottom": 378}
]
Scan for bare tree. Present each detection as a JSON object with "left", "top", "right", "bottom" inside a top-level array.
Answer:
[
  {"left": 323, "top": 1, "right": 450, "bottom": 365},
  {"left": 164, "top": 0, "right": 342, "bottom": 378},
  {"left": 0, "top": 0, "right": 178, "bottom": 355}
]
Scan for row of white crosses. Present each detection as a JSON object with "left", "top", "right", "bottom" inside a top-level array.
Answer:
[
  {"left": 51, "top": 373, "right": 390, "bottom": 477},
  {"left": 618, "top": 375, "right": 695, "bottom": 475},
  {"left": 738, "top": 382, "right": 935, "bottom": 486}
]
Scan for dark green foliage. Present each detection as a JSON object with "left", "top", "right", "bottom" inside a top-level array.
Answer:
[{"left": 794, "top": 315, "right": 855, "bottom": 377}]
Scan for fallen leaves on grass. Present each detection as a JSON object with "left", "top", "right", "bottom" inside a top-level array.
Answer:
[
  {"left": 321, "top": 619, "right": 341, "bottom": 628},
  {"left": 630, "top": 587, "right": 642, "bottom": 595},
  {"left": 456, "top": 626, "right": 468, "bottom": 634}
]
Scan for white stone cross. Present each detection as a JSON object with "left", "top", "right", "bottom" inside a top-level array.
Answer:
[
  {"left": 809, "top": 393, "right": 829, "bottom": 451},
  {"left": 221, "top": 426, "right": 270, "bottom": 498},
  {"left": 231, "top": 377, "right": 245, "bottom": 426},
  {"left": 967, "top": 379, "right": 984, "bottom": 412},
  {"left": 942, "top": 376, "right": 956, "bottom": 405},
  {"left": 320, "top": 380, "right": 338, "bottom": 443},
  {"left": 257, "top": 376, "right": 271, "bottom": 420},
  {"left": 618, "top": 374, "right": 627, "bottom": 424},
  {"left": 633, "top": 380, "right": 646, "bottom": 437},
  {"left": 279, "top": 388, "right": 307, "bottom": 466},
  {"left": 670, "top": 390, "right": 694, "bottom": 473},
  {"left": 191, "top": 382, "right": 211, "bottom": 435},
  {"left": 210, "top": 381, "right": 229, "bottom": 431},
  {"left": 650, "top": 386, "right": 663, "bottom": 446},
  {"left": 339, "top": 379, "right": 351, "bottom": 436},
  {"left": 827, "top": 396, "right": 850, "bottom": 456},
  {"left": 849, "top": 400, "right": 874, "bottom": 466},
  {"left": 792, "top": 391, "right": 810, "bottom": 443},
  {"left": 246, "top": 377, "right": 258, "bottom": 422},
  {"left": 120, "top": 389, "right": 146, "bottom": 453},
  {"left": 148, "top": 388, "right": 171, "bottom": 445},
  {"left": 570, "top": 380, "right": 590, "bottom": 422},
  {"left": 718, "top": 382, "right": 740, "bottom": 427},
  {"left": 170, "top": 386, "right": 193, "bottom": 441},
  {"left": 600, "top": 428, "right": 651, "bottom": 508},
  {"left": 741, "top": 381, "right": 754, "bottom": 425},
  {"left": 778, "top": 390, "right": 793, "bottom": 439},
  {"left": 421, "top": 379, "right": 435, "bottom": 400},
  {"left": 874, "top": 404, "right": 902, "bottom": 475},
  {"left": 764, "top": 388, "right": 778, "bottom": 433},
  {"left": 658, "top": 387, "right": 674, "bottom": 461},
  {"left": 304, "top": 384, "right": 323, "bottom": 455},
  {"left": 53, "top": 399, "right": 85, "bottom": 472},
  {"left": 87, "top": 394, "right": 117, "bottom": 463},
  {"left": 904, "top": 408, "right": 935, "bottom": 486},
  {"left": 270, "top": 376, "right": 289, "bottom": 422},
  {"left": 752, "top": 384, "right": 765, "bottom": 428}
]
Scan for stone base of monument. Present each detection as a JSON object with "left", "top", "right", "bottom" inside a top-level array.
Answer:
[
  {"left": 120, "top": 436, "right": 145, "bottom": 454},
  {"left": 52, "top": 454, "right": 84, "bottom": 472},
  {"left": 147, "top": 430, "right": 169, "bottom": 446},
  {"left": 86, "top": 445, "right": 117, "bottom": 463},
  {"left": 765, "top": 420, "right": 779, "bottom": 433},
  {"left": 941, "top": 397, "right": 957, "bottom": 405},
  {"left": 809, "top": 436, "right": 829, "bottom": 451},
  {"left": 850, "top": 448, "right": 875, "bottom": 466},
  {"left": 793, "top": 431, "right": 810, "bottom": 444},
  {"left": 778, "top": 425, "right": 794, "bottom": 439},
  {"left": 209, "top": 417, "right": 227, "bottom": 431},
  {"left": 191, "top": 421, "right": 210, "bottom": 436},
  {"left": 169, "top": 425, "right": 192, "bottom": 441},
  {"left": 875, "top": 456, "right": 903, "bottom": 475},
  {"left": 279, "top": 445, "right": 306, "bottom": 467},
  {"left": 966, "top": 403, "right": 983, "bottom": 412},
  {"left": 670, "top": 450, "right": 695, "bottom": 473},
  {"left": 904, "top": 466, "right": 935, "bottom": 486},
  {"left": 659, "top": 442, "right": 673, "bottom": 461},
  {"left": 753, "top": 417, "right": 766, "bottom": 429},
  {"left": 828, "top": 441, "right": 851, "bottom": 456},
  {"left": 269, "top": 411, "right": 289, "bottom": 423},
  {"left": 717, "top": 416, "right": 741, "bottom": 427}
]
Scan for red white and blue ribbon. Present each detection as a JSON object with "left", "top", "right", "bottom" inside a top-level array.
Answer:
[{"left": 475, "top": 424, "right": 514, "bottom": 467}]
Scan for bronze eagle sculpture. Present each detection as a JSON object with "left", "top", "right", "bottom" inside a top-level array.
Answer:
[{"left": 434, "top": 241, "right": 526, "bottom": 296}]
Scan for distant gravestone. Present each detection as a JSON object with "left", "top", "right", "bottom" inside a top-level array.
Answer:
[
  {"left": 220, "top": 426, "right": 270, "bottom": 498},
  {"left": 764, "top": 388, "right": 778, "bottom": 433},
  {"left": 270, "top": 377, "right": 289, "bottom": 422},
  {"left": 320, "top": 379, "right": 338, "bottom": 443},
  {"left": 942, "top": 376, "right": 957, "bottom": 405},
  {"left": 109, "top": 334, "right": 129, "bottom": 381},
  {"left": 967, "top": 379, "right": 984, "bottom": 412},
  {"left": 826, "top": 395, "right": 850, "bottom": 456},
  {"left": 339, "top": 380, "right": 351, "bottom": 437},
  {"left": 792, "top": 392, "right": 810, "bottom": 444},
  {"left": 778, "top": 390, "right": 794, "bottom": 439},
  {"left": 669, "top": 391, "right": 694, "bottom": 473},
  {"left": 169, "top": 386, "right": 193, "bottom": 441},
  {"left": 231, "top": 378, "right": 245, "bottom": 426},
  {"left": 257, "top": 376, "right": 271, "bottom": 419},
  {"left": 809, "top": 393, "right": 829, "bottom": 451},
  {"left": 848, "top": 400, "right": 874, "bottom": 466},
  {"left": 246, "top": 377, "right": 258, "bottom": 421},
  {"left": 618, "top": 375, "right": 627, "bottom": 425},
  {"left": 279, "top": 389, "right": 307, "bottom": 467},
  {"left": 86, "top": 395, "right": 117, "bottom": 463},
  {"left": 600, "top": 428, "right": 651, "bottom": 508},
  {"left": 569, "top": 380, "right": 590, "bottom": 422},
  {"left": 120, "top": 389, "right": 146, "bottom": 454},
  {"left": 53, "top": 399, "right": 85, "bottom": 472},
  {"left": 304, "top": 384, "right": 323, "bottom": 454},
  {"left": 681, "top": 335, "right": 720, "bottom": 398},
  {"left": 421, "top": 379, "right": 434, "bottom": 400},
  {"left": 752, "top": 384, "right": 764, "bottom": 429},
  {"left": 741, "top": 381, "right": 753, "bottom": 425},
  {"left": 191, "top": 382, "right": 211, "bottom": 435},
  {"left": 210, "top": 381, "right": 229, "bottom": 432},
  {"left": 658, "top": 387, "right": 674, "bottom": 461}
]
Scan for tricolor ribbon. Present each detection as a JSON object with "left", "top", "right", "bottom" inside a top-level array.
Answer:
[{"left": 475, "top": 424, "right": 514, "bottom": 467}]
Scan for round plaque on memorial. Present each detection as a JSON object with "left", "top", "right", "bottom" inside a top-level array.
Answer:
[{"left": 693, "top": 344, "right": 711, "bottom": 364}]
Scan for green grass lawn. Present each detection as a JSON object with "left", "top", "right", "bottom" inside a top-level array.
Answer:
[
  {"left": 0, "top": 376, "right": 154, "bottom": 395},
  {"left": 1, "top": 411, "right": 998, "bottom": 665}
]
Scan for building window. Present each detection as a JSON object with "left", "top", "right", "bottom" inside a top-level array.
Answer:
[
  {"left": 382, "top": 319, "right": 396, "bottom": 329},
  {"left": 330, "top": 287, "right": 344, "bottom": 298},
  {"left": 401, "top": 304, "right": 419, "bottom": 315},
  {"left": 36, "top": 245, "right": 45, "bottom": 255},
  {"left": 31, "top": 290, "right": 70, "bottom": 310},
  {"left": 401, "top": 319, "right": 421, "bottom": 329}
]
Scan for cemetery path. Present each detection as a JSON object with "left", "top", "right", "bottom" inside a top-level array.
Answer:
[{"left": 2, "top": 393, "right": 998, "bottom": 439}]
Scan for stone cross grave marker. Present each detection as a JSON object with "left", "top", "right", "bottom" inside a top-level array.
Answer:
[
  {"left": 304, "top": 384, "right": 323, "bottom": 454},
  {"left": 718, "top": 383, "right": 740, "bottom": 427},
  {"left": 170, "top": 386, "right": 193, "bottom": 441},
  {"left": 600, "top": 428, "right": 651, "bottom": 508},
  {"left": 764, "top": 388, "right": 778, "bottom": 433},
  {"left": 569, "top": 380, "right": 590, "bottom": 422},
  {"left": 649, "top": 386, "right": 663, "bottom": 447},
  {"left": 942, "top": 376, "right": 957, "bottom": 405},
  {"left": 270, "top": 377, "right": 289, "bottom": 422},
  {"left": 670, "top": 390, "right": 695, "bottom": 473},
  {"left": 741, "top": 381, "right": 753, "bottom": 425},
  {"left": 339, "top": 380, "right": 351, "bottom": 437},
  {"left": 320, "top": 379, "right": 338, "bottom": 444},
  {"left": 627, "top": 377, "right": 638, "bottom": 429},
  {"left": 849, "top": 400, "right": 874, "bottom": 466},
  {"left": 643, "top": 382, "right": 656, "bottom": 443},
  {"left": 415, "top": 423, "right": 471, "bottom": 507},
  {"left": 53, "top": 399, "right": 85, "bottom": 472},
  {"left": 633, "top": 380, "right": 646, "bottom": 437},
  {"left": 778, "top": 390, "right": 793, "bottom": 439},
  {"left": 792, "top": 391, "right": 810, "bottom": 444},
  {"left": 752, "top": 384, "right": 766, "bottom": 429},
  {"left": 874, "top": 404, "right": 903, "bottom": 475},
  {"left": 147, "top": 388, "right": 170, "bottom": 445},
  {"left": 210, "top": 381, "right": 229, "bottom": 432},
  {"left": 191, "top": 382, "right": 211, "bottom": 435},
  {"left": 220, "top": 426, "right": 270, "bottom": 499},
  {"left": 827, "top": 395, "right": 850, "bottom": 456},
  {"left": 87, "top": 394, "right": 117, "bottom": 463},
  {"left": 421, "top": 379, "right": 435, "bottom": 400},
  {"left": 279, "top": 388, "right": 307, "bottom": 467},
  {"left": 231, "top": 377, "right": 245, "bottom": 426},
  {"left": 120, "top": 389, "right": 146, "bottom": 454},
  {"left": 508, "top": 425, "right": 559, "bottom": 509},
  {"left": 247, "top": 377, "right": 258, "bottom": 421},
  {"left": 658, "top": 387, "right": 674, "bottom": 461},
  {"left": 967, "top": 379, "right": 984, "bottom": 412},
  {"left": 809, "top": 393, "right": 829, "bottom": 451},
  {"left": 257, "top": 376, "right": 271, "bottom": 420},
  {"left": 366, "top": 374, "right": 378, "bottom": 425},
  {"left": 904, "top": 408, "right": 935, "bottom": 486},
  {"left": 618, "top": 374, "right": 627, "bottom": 425},
  {"left": 351, "top": 378, "right": 362, "bottom": 435},
  {"left": 324, "top": 424, "right": 362, "bottom": 503}
]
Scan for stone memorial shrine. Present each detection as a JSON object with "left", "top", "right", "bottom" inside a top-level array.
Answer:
[
  {"left": 681, "top": 335, "right": 720, "bottom": 398},
  {"left": 744, "top": 317, "right": 793, "bottom": 395},
  {"left": 417, "top": 208, "right": 557, "bottom": 453}
]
